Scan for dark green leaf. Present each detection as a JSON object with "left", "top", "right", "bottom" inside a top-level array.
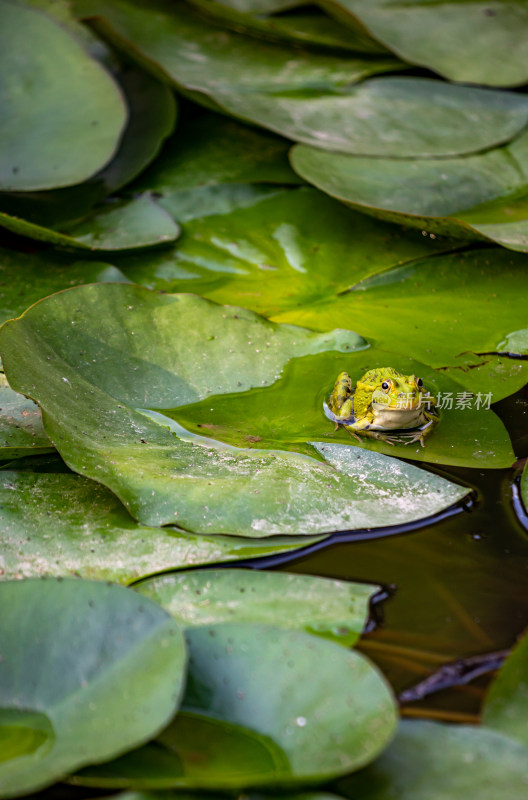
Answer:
[{"left": 482, "top": 627, "right": 528, "bottom": 747}]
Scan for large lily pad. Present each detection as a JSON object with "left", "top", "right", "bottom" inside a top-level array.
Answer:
[
  {"left": 337, "top": 720, "right": 528, "bottom": 800},
  {"left": 482, "top": 627, "right": 528, "bottom": 746},
  {"left": 325, "top": 0, "right": 528, "bottom": 87},
  {"left": 0, "top": 578, "right": 186, "bottom": 797},
  {"left": 73, "top": 623, "right": 398, "bottom": 788},
  {"left": 135, "top": 569, "right": 379, "bottom": 646},
  {"left": 75, "top": 0, "right": 399, "bottom": 97},
  {"left": 116, "top": 187, "right": 458, "bottom": 317},
  {"left": 0, "top": 246, "right": 129, "bottom": 326},
  {"left": 273, "top": 248, "right": 528, "bottom": 400},
  {"left": 188, "top": 0, "right": 388, "bottom": 53},
  {"left": 0, "top": 374, "right": 53, "bottom": 459},
  {"left": 0, "top": 0, "right": 127, "bottom": 191},
  {"left": 210, "top": 77, "right": 528, "bottom": 158},
  {"left": 290, "top": 132, "right": 528, "bottom": 251},
  {"left": 0, "top": 194, "right": 179, "bottom": 251},
  {"left": 0, "top": 283, "right": 470, "bottom": 529},
  {"left": 0, "top": 470, "right": 324, "bottom": 582}
]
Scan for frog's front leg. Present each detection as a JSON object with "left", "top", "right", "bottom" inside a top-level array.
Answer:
[
  {"left": 401, "top": 412, "right": 438, "bottom": 448},
  {"left": 344, "top": 416, "right": 397, "bottom": 446}
]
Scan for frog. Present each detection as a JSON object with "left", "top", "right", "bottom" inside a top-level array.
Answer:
[{"left": 325, "top": 367, "right": 438, "bottom": 447}]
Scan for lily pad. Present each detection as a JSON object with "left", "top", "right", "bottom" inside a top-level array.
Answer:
[
  {"left": 131, "top": 112, "right": 300, "bottom": 194},
  {"left": 482, "top": 627, "right": 528, "bottom": 747},
  {"left": 211, "top": 77, "right": 528, "bottom": 158},
  {"left": 73, "top": 623, "right": 398, "bottom": 788},
  {"left": 0, "top": 578, "right": 186, "bottom": 796},
  {"left": 325, "top": 0, "right": 528, "bottom": 87},
  {"left": 0, "top": 194, "right": 179, "bottom": 251},
  {"left": 0, "top": 374, "right": 53, "bottom": 459},
  {"left": 135, "top": 568, "right": 379, "bottom": 645},
  {"left": 188, "top": 0, "right": 388, "bottom": 53},
  {"left": 0, "top": 470, "right": 325, "bottom": 582},
  {"left": 0, "top": 246, "right": 129, "bottom": 326},
  {"left": 0, "top": 283, "right": 471, "bottom": 529},
  {"left": 290, "top": 133, "right": 528, "bottom": 251},
  {"left": 273, "top": 248, "right": 528, "bottom": 400},
  {"left": 74, "top": 0, "right": 399, "bottom": 97},
  {"left": 337, "top": 719, "right": 528, "bottom": 800},
  {"left": 172, "top": 347, "right": 515, "bottom": 468},
  {"left": 0, "top": 59, "right": 177, "bottom": 229},
  {"left": 0, "top": 0, "right": 127, "bottom": 191},
  {"left": 116, "top": 187, "right": 458, "bottom": 317}
]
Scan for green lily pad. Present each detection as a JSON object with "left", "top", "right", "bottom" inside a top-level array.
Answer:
[
  {"left": 116, "top": 187, "right": 458, "bottom": 317},
  {"left": 273, "top": 248, "right": 528, "bottom": 400},
  {"left": 324, "top": 0, "right": 528, "bottom": 87},
  {"left": 0, "top": 194, "right": 179, "bottom": 251},
  {"left": 211, "top": 76, "right": 528, "bottom": 158},
  {"left": 0, "top": 578, "right": 186, "bottom": 796},
  {"left": 74, "top": 0, "right": 399, "bottom": 97},
  {"left": 482, "top": 628, "right": 528, "bottom": 746},
  {"left": 0, "top": 470, "right": 325, "bottom": 582},
  {"left": 0, "top": 246, "right": 130, "bottom": 326},
  {"left": 0, "top": 283, "right": 471, "bottom": 529},
  {"left": 290, "top": 133, "right": 528, "bottom": 252},
  {"left": 171, "top": 347, "right": 515, "bottom": 469},
  {"left": 131, "top": 112, "right": 300, "bottom": 194},
  {"left": 0, "top": 59, "right": 177, "bottom": 229},
  {"left": 521, "top": 461, "right": 528, "bottom": 518},
  {"left": 0, "top": 374, "right": 53, "bottom": 459},
  {"left": 0, "top": 0, "right": 127, "bottom": 191},
  {"left": 188, "top": 0, "right": 389, "bottom": 53},
  {"left": 135, "top": 569, "right": 379, "bottom": 645},
  {"left": 73, "top": 623, "right": 398, "bottom": 788},
  {"left": 337, "top": 719, "right": 528, "bottom": 800}
]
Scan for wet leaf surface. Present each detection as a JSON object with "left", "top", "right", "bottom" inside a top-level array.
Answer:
[
  {"left": 482, "top": 627, "right": 528, "bottom": 746},
  {"left": 0, "top": 284, "right": 470, "bottom": 530},
  {"left": 73, "top": 623, "right": 398, "bottom": 787},
  {"left": 0, "top": 470, "right": 324, "bottom": 582},
  {"left": 135, "top": 568, "right": 379, "bottom": 645},
  {"left": 0, "top": 578, "right": 186, "bottom": 796},
  {"left": 0, "top": 374, "right": 53, "bottom": 459}
]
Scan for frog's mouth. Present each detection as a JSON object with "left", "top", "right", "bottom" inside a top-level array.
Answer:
[{"left": 373, "top": 394, "right": 420, "bottom": 412}]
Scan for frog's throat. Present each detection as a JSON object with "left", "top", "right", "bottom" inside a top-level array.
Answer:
[{"left": 372, "top": 397, "right": 420, "bottom": 411}]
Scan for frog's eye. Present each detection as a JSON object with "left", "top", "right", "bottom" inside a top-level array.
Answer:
[
  {"left": 381, "top": 381, "right": 391, "bottom": 392},
  {"left": 417, "top": 377, "right": 424, "bottom": 388}
]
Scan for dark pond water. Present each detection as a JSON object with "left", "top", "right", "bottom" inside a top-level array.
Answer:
[{"left": 256, "top": 384, "right": 528, "bottom": 721}]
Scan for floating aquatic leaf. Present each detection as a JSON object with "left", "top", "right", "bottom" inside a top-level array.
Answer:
[
  {"left": 0, "top": 284, "right": 470, "bottom": 530},
  {"left": 482, "top": 627, "right": 528, "bottom": 747},
  {"left": 0, "top": 374, "right": 53, "bottom": 459},
  {"left": 290, "top": 133, "right": 528, "bottom": 252},
  {"left": 273, "top": 248, "right": 528, "bottom": 400},
  {"left": 135, "top": 568, "right": 379, "bottom": 645},
  {"left": 0, "top": 0, "right": 127, "bottom": 191},
  {"left": 337, "top": 719, "right": 528, "bottom": 800},
  {"left": 0, "top": 194, "right": 179, "bottom": 251},
  {"left": 73, "top": 623, "right": 398, "bottom": 788},
  {"left": 0, "top": 470, "right": 324, "bottom": 582},
  {"left": 324, "top": 0, "right": 528, "bottom": 87},
  {"left": 115, "top": 187, "right": 457, "bottom": 317},
  {"left": 0, "top": 578, "right": 186, "bottom": 797}
]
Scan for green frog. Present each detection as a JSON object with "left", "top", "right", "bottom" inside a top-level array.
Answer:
[{"left": 325, "top": 367, "right": 438, "bottom": 447}]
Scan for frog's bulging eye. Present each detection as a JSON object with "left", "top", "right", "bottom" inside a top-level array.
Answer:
[
  {"left": 381, "top": 381, "right": 390, "bottom": 391},
  {"left": 417, "top": 378, "right": 424, "bottom": 388}
]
